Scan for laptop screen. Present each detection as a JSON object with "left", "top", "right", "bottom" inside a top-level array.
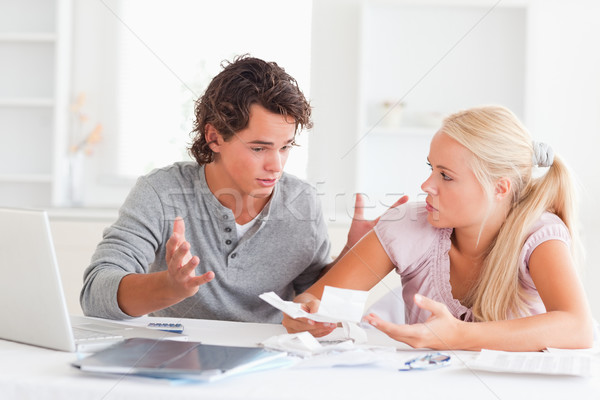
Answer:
[{"left": 0, "top": 208, "right": 77, "bottom": 351}]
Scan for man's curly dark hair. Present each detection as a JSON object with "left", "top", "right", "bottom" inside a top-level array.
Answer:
[{"left": 189, "top": 55, "right": 313, "bottom": 165}]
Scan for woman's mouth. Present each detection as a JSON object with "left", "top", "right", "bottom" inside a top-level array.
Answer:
[{"left": 425, "top": 201, "right": 438, "bottom": 213}]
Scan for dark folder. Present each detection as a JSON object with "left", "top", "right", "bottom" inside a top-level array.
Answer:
[{"left": 72, "top": 338, "right": 290, "bottom": 382}]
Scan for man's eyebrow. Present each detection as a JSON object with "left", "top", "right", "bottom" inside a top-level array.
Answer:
[{"left": 248, "top": 138, "right": 294, "bottom": 146}]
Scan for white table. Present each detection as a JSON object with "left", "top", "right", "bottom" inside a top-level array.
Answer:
[{"left": 1, "top": 316, "right": 599, "bottom": 400}]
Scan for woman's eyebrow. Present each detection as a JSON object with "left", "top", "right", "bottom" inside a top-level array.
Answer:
[{"left": 427, "top": 158, "right": 457, "bottom": 174}]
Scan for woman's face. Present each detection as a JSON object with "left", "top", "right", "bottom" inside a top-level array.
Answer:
[{"left": 421, "top": 132, "right": 489, "bottom": 230}]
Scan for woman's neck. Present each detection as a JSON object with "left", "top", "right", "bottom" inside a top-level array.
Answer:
[{"left": 452, "top": 215, "right": 504, "bottom": 261}]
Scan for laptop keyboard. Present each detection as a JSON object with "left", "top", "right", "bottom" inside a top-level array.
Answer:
[{"left": 72, "top": 327, "right": 124, "bottom": 342}]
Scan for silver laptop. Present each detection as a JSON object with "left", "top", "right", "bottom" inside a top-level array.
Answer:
[{"left": 0, "top": 208, "right": 186, "bottom": 352}]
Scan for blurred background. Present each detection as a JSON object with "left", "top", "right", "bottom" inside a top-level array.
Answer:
[{"left": 1, "top": 0, "right": 599, "bottom": 321}]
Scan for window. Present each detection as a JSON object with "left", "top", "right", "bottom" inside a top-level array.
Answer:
[{"left": 77, "top": 0, "right": 312, "bottom": 205}]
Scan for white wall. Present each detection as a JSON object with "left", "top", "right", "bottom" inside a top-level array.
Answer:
[{"left": 525, "top": 0, "right": 600, "bottom": 321}]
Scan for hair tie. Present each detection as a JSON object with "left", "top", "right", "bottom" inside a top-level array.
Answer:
[{"left": 532, "top": 141, "right": 554, "bottom": 167}]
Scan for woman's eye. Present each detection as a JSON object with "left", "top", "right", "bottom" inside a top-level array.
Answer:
[
  {"left": 441, "top": 172, "right": 452, "bottom": 181},
  {"left": 426, "top": 162, "right": 432, "bottom": 170}
]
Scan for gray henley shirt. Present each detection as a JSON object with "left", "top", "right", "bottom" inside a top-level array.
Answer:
[{"left": 80, "top": 162, "right": 331, "bottom": 323}]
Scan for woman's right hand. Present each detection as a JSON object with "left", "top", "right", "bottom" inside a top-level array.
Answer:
[{"left": 282, "top": 296, "right": 337, "bottom": 337}]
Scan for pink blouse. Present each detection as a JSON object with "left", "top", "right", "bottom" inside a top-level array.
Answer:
[{"left": 373, "top": 202, "right": 571, "bottom": 324}]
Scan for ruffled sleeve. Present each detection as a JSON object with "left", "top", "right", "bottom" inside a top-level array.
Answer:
[
  {"left": 519, "top": 212, "right": 571, "bottom": 290},
  {"left": 374, "top": 202, "right": 440, "bottom": 275}
]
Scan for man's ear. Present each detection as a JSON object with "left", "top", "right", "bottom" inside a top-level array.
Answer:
[
  {"left": 205, "top": 123, "right": 222, "bottom": 153},
  {"left": 495, "top": 177, "right": 511, "bottom": 201}
]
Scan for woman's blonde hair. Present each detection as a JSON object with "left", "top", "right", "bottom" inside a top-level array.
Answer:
[{"left": 441, "top": 105, "right": 580, "bottom": 321}]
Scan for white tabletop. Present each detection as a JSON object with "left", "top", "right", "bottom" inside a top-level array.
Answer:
[{"left": 1, "top": 316, "right": 599, "bottom": 400}]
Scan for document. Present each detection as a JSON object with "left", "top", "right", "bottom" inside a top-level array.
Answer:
[
  {"left": 72, "top": 338, "right": 292, "bottom": 382},
  {"left": 467, "top": 349, "right": 593, "bottom": 377},
  {"left": 259, "top": 286, "right": 369, "bottom": 323}
]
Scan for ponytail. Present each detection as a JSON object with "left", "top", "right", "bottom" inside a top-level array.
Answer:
[{"left": 469, "top": 155, "right": 579, "bottom": 321}]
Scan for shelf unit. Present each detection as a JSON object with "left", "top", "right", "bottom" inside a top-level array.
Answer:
[
  {"left": 308, "top": 0, "right": 528, "bottom": 221},
  {"left": 0, "top": 0, "right": 72, "bottom": 209},
  {"left": 355, "top": 0, "right": 527, "bottom": 212}
]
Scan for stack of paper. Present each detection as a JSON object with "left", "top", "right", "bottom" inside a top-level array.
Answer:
[{"left": 468, "top": 349, "right": 593, "bottom": 377}]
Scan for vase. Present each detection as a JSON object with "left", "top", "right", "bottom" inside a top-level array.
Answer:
[{"left": 67, "top": 152, "right": 85, "bottom": 207}]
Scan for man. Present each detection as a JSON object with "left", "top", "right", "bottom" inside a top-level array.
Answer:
[{"left": 81, "top": 55, "right": 403, "bottom": 323}]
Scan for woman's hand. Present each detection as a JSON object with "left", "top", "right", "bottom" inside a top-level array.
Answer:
[
  {"left": 364, "top": 294, "right": 464, "bottom": 349},
  {"left": 282, "top": 296, "right": 337, "bottom": 337}
]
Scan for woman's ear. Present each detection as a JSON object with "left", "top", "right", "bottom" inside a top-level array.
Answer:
[
  {"left": 495, "top": 177, "right": 511, "bottom": 201},
  {"left": 205, "top": 123, "right": 221, "bottom": 153}
]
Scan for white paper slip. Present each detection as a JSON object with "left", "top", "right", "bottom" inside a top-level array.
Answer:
[
  {"left": 468, "top": 349, "right": 593, "bottom": 377},
  {"left": 259, "top": 286, "right": 369, "bottom": 323}
]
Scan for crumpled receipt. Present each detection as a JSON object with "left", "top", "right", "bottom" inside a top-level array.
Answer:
[
  {"left": 261, "top": 331, "right": 356, "bottom": 358},
  {"left": 259, "top": 286, "right": 369, "bottom": 323}
]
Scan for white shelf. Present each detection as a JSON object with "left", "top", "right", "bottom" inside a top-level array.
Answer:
[
  {"left": 0, "top": 0, "right": 72, "bottom": 209},
  {"left": 0, "top": 174, "right": 53, "bottom": 183},
  {"left": 363, "top": 125, "right": 437, "bottom": 137},
  {"left": 47, "top": 207, "right": 119, "bottom": 221},
  {"left": 0, "top": 98, "right": 54, "bottom": 107},
  {"left": 0, "top": 33, "right": 56, "bottom": 42}
]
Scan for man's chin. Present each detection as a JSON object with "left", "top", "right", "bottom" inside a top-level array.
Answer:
[{"left": 250, "top": 187, "right": 275, "bottom": 199}]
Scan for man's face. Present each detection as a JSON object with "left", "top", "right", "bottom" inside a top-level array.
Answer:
[{"left": 209, "top": 104, "right": 296, "bottom": 201}]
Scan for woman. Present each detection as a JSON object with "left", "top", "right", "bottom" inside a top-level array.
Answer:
[{"left": 283, "top": 105, "right": 593, "bottom": 351}]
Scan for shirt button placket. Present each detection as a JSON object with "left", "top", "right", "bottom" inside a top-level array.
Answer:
[{"left": 222, "top": 215, "right": 236, "bottom": 265}]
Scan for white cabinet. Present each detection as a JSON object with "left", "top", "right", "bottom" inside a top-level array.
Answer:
[
  {"left": 356, "top": 1, "right": 527, "bottom": 212},
  {"left": 309, "top": 0, "right": 528, "bottom": 220},
  {"left": 0, "top": 0, "right": 71, "bottom": 208}
]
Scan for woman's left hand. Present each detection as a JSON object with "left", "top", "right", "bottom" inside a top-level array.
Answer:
[{"left": 364, "top": 294, "right": 464, "bottom": 349}]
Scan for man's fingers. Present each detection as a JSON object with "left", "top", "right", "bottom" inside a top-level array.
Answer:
[
  {"left": 178, "top": 252, "right": 198, "bottom": 270},
  {"left": 166, "top": 233, "right": 182, "bottom": 263},
  {"left": 389, "top": 195, "right": 409, "bottom": 209},
  {"left": 189, "top": 270, "right": 215, "bottom": 287},
  {"left": 166, "top": 217, "right": 187, "bottom": 263},
  {"left": 303, "top": 299, "right": 321, "bottom": 314},
  {"left": 352, "top": 193, "right": 366, "bottom": 221},
  {"left": 373, "top": 195, "right": 409, "bottom": 225},
  {"left": 173, "top": 216, "right": 185, "bottom": 236},
  {"left": 172, "top": 242, "right": 193, "bottom": 268},
  {"left": 285, "top": 317, "right": 336, "bottom": 337}
]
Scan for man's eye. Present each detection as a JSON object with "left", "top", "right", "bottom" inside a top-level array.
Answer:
[
  {"left": 251, "top": 147, "right": 265, "bottom": 152},
  {"left": 281, "top": 145, "right": 293, "bottom": 152}
]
